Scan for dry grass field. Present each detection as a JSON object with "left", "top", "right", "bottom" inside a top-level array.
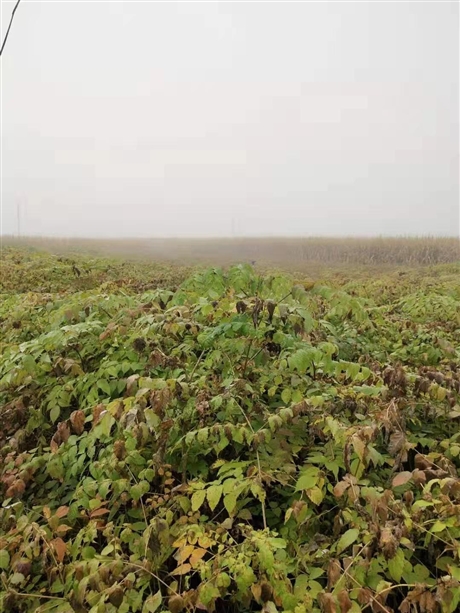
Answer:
[{"left": 2, "top": 236, "right": 459, "bottom": 269}]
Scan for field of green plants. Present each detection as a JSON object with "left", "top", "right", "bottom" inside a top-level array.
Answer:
[{"left": 1, "top": 248, "right": 460, "bottom": 613}]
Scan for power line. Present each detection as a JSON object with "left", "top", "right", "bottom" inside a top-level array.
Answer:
[{"left": 0, "top": 0, "right": 22, "bottom": 58}]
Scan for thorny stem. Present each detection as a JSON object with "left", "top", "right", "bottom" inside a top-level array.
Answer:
[
  {"left": 341, "top": 567, "right": 393, "bottom": 613},
  {"left": 6, "top": 590, "right": 66, "bottom": 601},
  {"left": 278, "top": 290, "right": 293, "bottom": 304},
  {"left": 122, "top": 561, "right": 181, "bottom": 598},
  {"left": 249, "top": 346, "right": 265, "bottom": 362},
  {"left": 242, "top": 337, "right": 255, "bottom": 378},
  {"left": 334, "top": 545, "right": 393, "bottom": 613},
  {"left": 98, "top": 306, "right": 112, "bottom": 319},
  {"left": 188, "top": 349, "right": 205, "bottom": 382},
  {"left": 378, "top": 583, "right": 420, "bottom": 597},
  {"left": 236, "top": 401, "right": 267, "bottom": 530},
  {"left": 31, "top": 524, "right": 64, "bottom": 585}
]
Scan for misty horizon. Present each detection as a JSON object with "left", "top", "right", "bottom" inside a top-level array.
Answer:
[{"left": 1, "top": 1, "right": 459, "bottom": 239}]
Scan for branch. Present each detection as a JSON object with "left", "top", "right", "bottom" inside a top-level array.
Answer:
[{"left": 0, "top": 0, "right": 22, "bottom": 57}]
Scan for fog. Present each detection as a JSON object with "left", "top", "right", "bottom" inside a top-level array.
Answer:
[{"left": 1, "top": 0, "right": 458, "bottom": 238}]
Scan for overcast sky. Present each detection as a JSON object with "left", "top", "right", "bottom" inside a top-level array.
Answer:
[{"left": 0, "top": 0, "right": 458, "bottom": 238}]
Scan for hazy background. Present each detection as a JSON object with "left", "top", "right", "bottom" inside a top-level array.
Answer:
[{"left": 1, "top": 0, "right": 458, "bottom": 238}]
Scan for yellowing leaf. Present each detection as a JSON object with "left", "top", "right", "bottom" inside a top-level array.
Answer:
[
  {"left": 189, "top": 547, "right": 207, "bottom": 567},
  {"left": 191, "top": 489, "right": 206, "bottom": 512},
  {"left": 0, "top": 550, "right": 10, "bottom": 570},
  {"left": 171, "top": 563, "right": 192, "bottom": 576},
  {"left": 352, "top": 436, "right": 366, "bottom": 462},
  {"left": 223, "top": 492, "right": 238, "bottom": 515},
  {"left": 306, "top": 486, "right": 324, "bottom": 506},
  {"left": 437, "top": 386, "right": 447, "bottom": 402},
  {"left": 281, "top": 388, "right": 291, "bottom": 404},
  {"left": 206, "top": 485, "right": 223, "bottom": 512},
  {"left": 176, "top": 545, "right": 195, "bottom": 563},
  {"left": 142, "top": 590, "right": 162, "bottom": 613},
  {"left": 198, "top": 535, "right": 213, "bottom": 549},
  {"left": 172, "top": 537, "right": 187, "bottom": 549},
  {"left": 430, "top": 520, "right": 447, "bottom": 533}
]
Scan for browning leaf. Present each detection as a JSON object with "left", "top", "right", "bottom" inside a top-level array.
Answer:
[
  {"left": 51, "top": 537, "right": 67, "bottom": 563},
  {"left": 327, "top": 559, "right": 342, "bottom": 590},
  {"left": 337, "top": 590, "right": 353, "bottom": 613},
  {"left": 70, "top": 410, "right": 85, "bottom": 435},
  {"left": 392, "top": 472, "right": 412, "bottom": 488}
]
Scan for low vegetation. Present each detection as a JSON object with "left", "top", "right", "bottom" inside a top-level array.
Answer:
[{"left": 1, "top": 248, "right": 460, "bottom": 613}]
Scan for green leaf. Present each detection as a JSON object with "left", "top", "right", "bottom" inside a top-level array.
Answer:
[
  {"left": 23, "top": 354, "right": 36, "bottom": 374},
  {"left": 337, "top": 528, "right": 359, "bottom": 554},
  {"left": 198, "top": 582, "right": 221, "bottom": 607},
  {"left": 258, "top": 543, "right": 275, "bottom": 571},
  {"left": 0, "top": 550, "right": 10, "bottom": 570},
  {"left": 143, "top": 590, "right": 162, "bottom": 613},
  {"left": 235, "top": 565, "right": 256, "bottom": 592},
  {"left": 309, "top": 568, "right": 324, "bottom": 580},
  {"left": 101, "top": 544, "right": 114, "bottom": 556},
  {"left": 430, "top": 520, "right": 447, "bottom": 533},
  {"left": 294, "top": 574, "right": 309, "bottom": 598},
  {"left": 281, "top": 388, "right": 291, "bottom": 404},
  {"left": 346, "top": 363, "right": 361, "bottom": 380},
  {"left": 131, "top": 481, "right": 149, "bottom": 502},
  {"left": 295, "top": 467, "right": 319, "bottom": 492},
  {"left": 93, "top": 411, "right": 115, "bottom": 438},
  {"left": 82, "top": 546, "right": 96, "bottom": 560},
  {"left": 191, "top": 489, "right": 207, "bottom": 512},
  {"left": 50, "top": 405, "right": 60, "bottom": 424},
  {"left": 206, "top": 485, "right": 223, "bottom": 512},
  {"left": 388, "top": 549, "right": 405, "bottom": 582},
  {"left": 289, "top": 349, "right": 314, "bottom": 373},
  {"left": 98, "top": 379, "right": 111, "bottom": 396}
]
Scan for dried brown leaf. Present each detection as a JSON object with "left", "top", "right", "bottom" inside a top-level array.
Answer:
[
  {"left": 388, "top": 431, "right": 405, "bottom": 457},
  {"left": 319, "top": 593, "right": 337, "bottom": 613},
  {"left": 55, "top": 505, "right": 69, "bottom": 518},
  {"left": 6, "top": 478, "right": 26, "bottom": 498},
  {"left": 392, "top": 472, "right": 412, "bottom": 488},
  {"left": 168, "top": 595, "right": 185, "bottom": 613},
  {"left": 90, "top": 508, "right": 110, "bottom": 518},
  {"left": 338, "top": 590, "right": 353, "bottom": 613},
  {"left": 70, "top": 410, "right": 85, "bottom": 435},
  {"left": 51, "top": 537, "right": 67, "bottom": 563},
  {"left": 327, "top": 559, "right": 342, "bottom": 590},
  {"left": 57, "top": 421, "right": 70, "bottom": 444},
  {"left": 333, "top": 481, "right": 350, "bottom": 498}
]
